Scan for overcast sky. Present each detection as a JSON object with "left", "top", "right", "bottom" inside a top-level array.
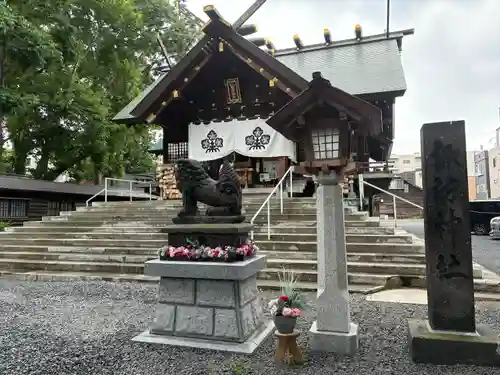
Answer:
[{"left": 186, "top": 0, "right": 500, "bottom": 154}]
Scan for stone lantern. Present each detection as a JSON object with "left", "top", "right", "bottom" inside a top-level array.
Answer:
[
  {"left": 267, "top": 71, "right": 382, "bottom": 176},
  {"left": 266, "top": 72, "right": 382, "bottom": 356}
]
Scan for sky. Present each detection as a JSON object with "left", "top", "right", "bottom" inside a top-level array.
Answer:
[{"left": 185, "top": 0, "right": 500, "bottom": 154}]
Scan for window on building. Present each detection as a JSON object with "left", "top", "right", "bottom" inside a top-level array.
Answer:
[
  {"left": 60, "top": 201, "right": 74, "bottom": 212},
  {"left": 167, "top": 142, "right": 188, "bottom": 162},
  {"left": 494, "top": 158, "right": 497, "bottom": 168},
  {"left": 47, "top": 201, "right": 75, "bottom": 216},
  {"left": 0, "top": 199, "right": 28, "bottom": 218},
  {"left": 402, "top": 160, "right": 411, "bottom": 164},
  {"left": 0, "top": 200, "right": 9, "bottom": 217},
  {"left": 389, "top": 179, "right": 404, "bottom": 190},
  {"left": 48, "top": 201, "right": 59, "bottom": 216},
  {"left": 404, "top": 183, "right": 409, "bottom": 193},
  {"left": 476, "top": 163, "right": 484, "bottom": 176}
]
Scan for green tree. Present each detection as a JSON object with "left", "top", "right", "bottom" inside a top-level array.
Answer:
[
  {"left": 1, "top": 0, "right": 199, "bottom": 181},
  {"left": 0, "top": 2, "right": 61, "bottom": 168}
]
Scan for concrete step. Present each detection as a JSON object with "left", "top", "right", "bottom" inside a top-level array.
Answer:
[
  {"left": 0, "top": 258, "right": 145, "bottom": 274},
  {"left": 253, "top": 233, "right": 413, "bottom": 244},
  {"left": 0, "top": 232, "right": 170, "bottom": 240},
  {"left": 265, "top": 259, "right": 427, "bottom": 277},
  {"left": 0, "top": 256, "right": 428, "bottom": 278},
  {"left": 50, "top": 212, "right": 368, "bottom": 222},
  {"left": 256, "top": 240, "right": 424, "bottom": 253},
  {"left": 256, "top": 279, "right": 380, "bottom": 293},
  {"left": 259, "top": 267, "right": 390, "bottom": 286},
  {"left": 22, "top": 219, "right": 377, "bottom": 228},
  {"left": 77, "top": 203, "right": 319, "bottom": 213},
  {"left": 0, "top": 270, "right": 369, "bottom": 293},
  {"left": 41, "top": 213, "right": 331, "bottom": 222},
  {"left": 0, "top": 251, "right": 156, "bottom": 263},
  {"left": 1, "top": 269, "right": 498, "bottom": 295},
  {"left": 66, "top": 208, "right": 319, "bottom": 216},
  {"left": 0, "top": 252, "right": 426, "bottom": 273},
  {"left": 0, "top": 244, "right": 157, "bottom": 255},
  {"left": 0, "top": 245, "right": 426, "bottom": 264},
  {"left": 5, "top": 226, "right": 170, "bottom": 234},
  {"left": 0, "top": 238, "right": 166, "bottom": 248},
  {"left": 0, "top": 258, "right": 389, "bottom": 286},
  {"left": 254, "top": 225, "right": 395, "bottom": 235},
  {"left": 90, "top": 198, "right": 317, "bottom": 207},
  {"left": 260, "top": 251, "right": 426, "bottom": 264},
  {"left": 5, "top": 225, "right": 392, "bottom": 235}
]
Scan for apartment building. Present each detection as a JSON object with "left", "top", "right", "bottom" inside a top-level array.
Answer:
[
  {"left": 388, "top": 153, "right": 422, "bottom": 174},
  {"left": 487, "top": 127, "right": 500, "bottom": 199},
  {"left": 474, "top": 150, "right": 490, "bottom": 200}
]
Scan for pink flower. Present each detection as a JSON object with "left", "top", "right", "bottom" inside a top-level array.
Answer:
[
  {"left": 282, "top": 307, "right": 292, "bottom": 316},
  {"left": 291, "top": 308, "right": 302, "bottom": 317}
]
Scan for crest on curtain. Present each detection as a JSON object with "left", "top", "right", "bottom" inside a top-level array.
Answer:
[
  {"left": 245, "top": 126, "right": 270, "bottom": 150},
  {"left": 201, "top": 130, "right": 223, "bottom": 153}
]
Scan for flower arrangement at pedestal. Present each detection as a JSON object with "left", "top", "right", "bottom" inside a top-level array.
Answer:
[
  {"left": 268, "top": 268, "right": 306, "bottom": 334},
  {"left": 158, "top": 238, "right": 259, "bottom": 262}
]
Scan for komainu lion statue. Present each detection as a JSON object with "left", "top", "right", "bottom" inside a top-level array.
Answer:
[{"left": 173, "top": 159, "right": 243, "bottom": 223}]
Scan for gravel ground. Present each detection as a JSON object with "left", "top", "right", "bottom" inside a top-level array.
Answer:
[{"left": 0, "top": 280, "right": 499, "bottom": 375}]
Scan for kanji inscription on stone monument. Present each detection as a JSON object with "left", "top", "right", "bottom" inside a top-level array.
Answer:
[{"left": 421, "top": 120, "right": 475, "bottom": 332}]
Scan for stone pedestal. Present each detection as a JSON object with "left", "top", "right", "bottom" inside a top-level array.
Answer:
[
  {"left": 408, "top": 120, "right": 500, "bottom": 366},
  {"left": 308, "top": 172, "right": 359, "bottom": 355},
  {"left": 132, "top": 255, "right": 274, "bottom": 353}
]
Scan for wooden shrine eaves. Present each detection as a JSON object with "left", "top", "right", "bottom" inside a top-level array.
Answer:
[{"left": 113, "top": 6, "right": 308, "bottom": 125}]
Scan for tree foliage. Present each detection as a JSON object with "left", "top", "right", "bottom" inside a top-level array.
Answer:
[{"left": 0, "top": 0, "right": 199, "bottom": 181}]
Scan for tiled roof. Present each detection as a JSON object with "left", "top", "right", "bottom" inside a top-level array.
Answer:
[
  {"left": 0, "top": 175, "right": 151, "bottom": 198},
  {"left": 114, "top": 29, "right": 413, "bottom": 123},
  {"left": 275, "top": 38, "right": 407, "bottom": 96}
]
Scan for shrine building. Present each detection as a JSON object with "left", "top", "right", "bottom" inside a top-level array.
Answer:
[{"left": 114, "top": 6, "right": 413, "bottom": 188}]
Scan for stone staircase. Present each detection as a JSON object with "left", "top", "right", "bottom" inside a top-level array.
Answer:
[{"left": 0, "top": 197, "right": 498, "bottom": 294}]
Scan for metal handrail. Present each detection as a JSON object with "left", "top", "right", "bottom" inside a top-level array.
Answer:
[
  {"left": 250, "top": 166, "right": 294, "bottom": 240},
  {"left": 360, "top": 179, "right": 423, "bottom": 227},
  {"left": 85, "top": 188, "right": 105, "bottom": 207},
  {"left": 85, "top": 178, "right": 153, "bottom": 207}
]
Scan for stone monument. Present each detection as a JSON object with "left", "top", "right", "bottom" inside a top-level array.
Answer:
[
  {"left": 408, "top": 120, "right": 500, "bottom": 366},
  {"left": 132, "top": 159, "right": 273, "bottom": 353},
  {"left": 309, "top": 171, "right": 359, "bottom": 355}
]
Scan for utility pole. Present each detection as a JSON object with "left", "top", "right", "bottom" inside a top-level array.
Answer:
[{"left": 386, "top": 0, "right": 390, "bottom": 38}]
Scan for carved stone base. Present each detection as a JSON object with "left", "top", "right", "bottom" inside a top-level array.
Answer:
[
  {"left": 408, "top": 319, "right": 500, "bottom": 366},
  {"left": 162, "top": 223, "right": 252, "bottom": 249},
  {"left": 172, "top": 215, "right": 245, "bottom": 224},
  {"left": 132, "top": 255, "right": 272, "bottom": 354}
]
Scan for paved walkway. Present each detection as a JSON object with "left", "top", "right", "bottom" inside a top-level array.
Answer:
[{"left": 398, "top": 219, "right": 500, "bottom": 276}]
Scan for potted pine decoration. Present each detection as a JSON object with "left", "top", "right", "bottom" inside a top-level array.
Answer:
[{"left": 268, "top": 268, "right": 305, "bottom": 334}]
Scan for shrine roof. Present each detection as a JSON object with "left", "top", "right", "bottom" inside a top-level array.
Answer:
[
  {"left": 275, "top": 29, "right": 414, "bottom": 97},
  {"left": 113, "top": 15, "right": 413, "bottom": 125}
]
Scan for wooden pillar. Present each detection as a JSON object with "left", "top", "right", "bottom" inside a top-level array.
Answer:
[{"left": 162, "top": 130, "right": 169, "bottom": 165}]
